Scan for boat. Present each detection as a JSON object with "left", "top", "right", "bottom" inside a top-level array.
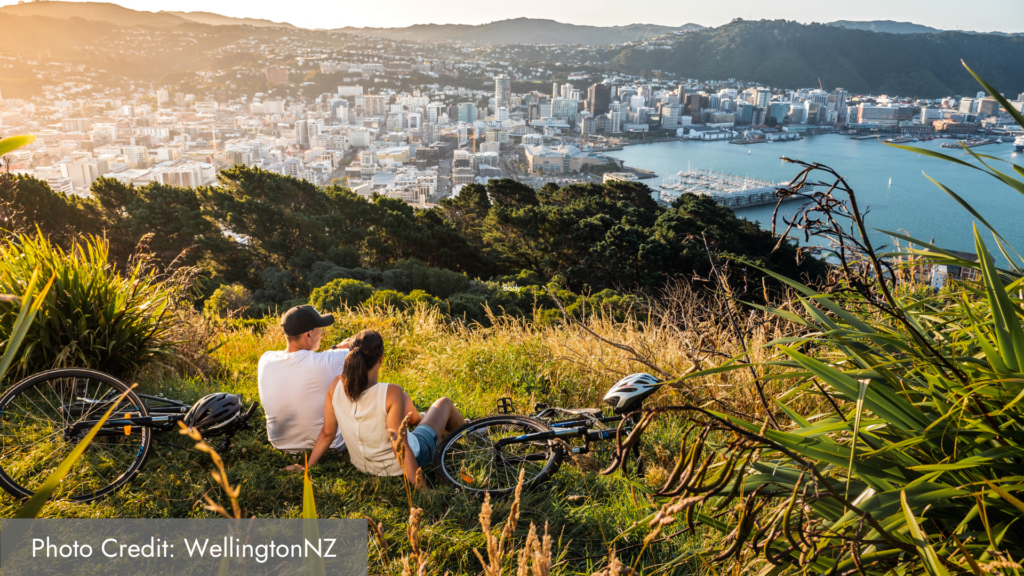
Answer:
[
  {"left": 884, "top": 136, "right": 915, "bottom": 144},
  {"left": 1016, "top": 136, "right": 1024, "bottom": 153},
  {"left": 888, "top": 178, "right": 892, "bottom": 187}
]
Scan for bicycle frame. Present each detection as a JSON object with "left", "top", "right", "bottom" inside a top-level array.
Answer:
[{"left": 496, "top": 409, "right": 639, "bottom": 456}]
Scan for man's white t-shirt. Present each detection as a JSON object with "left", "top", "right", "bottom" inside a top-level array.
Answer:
[{"left": 258, "top": 349, "right": 348, "bottom": 452}]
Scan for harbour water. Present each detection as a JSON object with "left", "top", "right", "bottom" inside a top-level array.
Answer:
[{"left": 606, "top": 136, "right": 1024, "bottom": 263}]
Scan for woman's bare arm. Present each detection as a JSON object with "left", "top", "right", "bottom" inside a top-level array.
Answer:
[{"left": 385, "top": 384, "right": 427, "bottom": 490}]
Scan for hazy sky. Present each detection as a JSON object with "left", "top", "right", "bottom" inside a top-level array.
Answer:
[{"left": 5, "top": 0, "right": 1024, "bottom": 32}]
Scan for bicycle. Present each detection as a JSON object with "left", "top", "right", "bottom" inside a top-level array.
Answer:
[
  {"left": 0, "top": 368, "right": 259, "bottom": 503},
  {"left": 433, "top": 373, "right": 662, "bottom": 497}
]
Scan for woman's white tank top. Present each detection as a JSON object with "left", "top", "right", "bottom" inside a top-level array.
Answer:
[{"left": 332, "top": 381, "right": 419, "bottom": 477}]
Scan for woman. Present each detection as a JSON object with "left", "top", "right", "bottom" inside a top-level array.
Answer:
[{"left": 296, "top": 329, "right": 466, "bottom": 490}]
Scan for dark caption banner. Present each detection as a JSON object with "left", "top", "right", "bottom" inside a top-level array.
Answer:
[{"left": 1, "top": 518, "right": 367, "bottom": 575}]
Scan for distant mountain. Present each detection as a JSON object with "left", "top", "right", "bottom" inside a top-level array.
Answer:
[
  {"left": 162, "top": 11, "right": 297, "bottom": 29},
  {"left": 334, "top": 18, "right": 705, "bottom": 45},
  {"left": 827, "top": 20, "right": 1021, "bottom": 36},
  {"left": 0, "top": 1, "right": 187, "bottom": 27},
  {"left": 828, "top": 20, "right": 944, "bottom": 34},
  {"left": 0, "top": 2, "right": 295, "bottom": 29},
  {"left": 610, "top": 19, "right": 1024, "bottom": 97}
]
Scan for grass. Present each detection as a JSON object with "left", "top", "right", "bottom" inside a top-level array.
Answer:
[{"left": 0, "top": 297, "right": 792, "bottom": 575}]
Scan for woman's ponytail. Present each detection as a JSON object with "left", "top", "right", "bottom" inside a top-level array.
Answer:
[{"left": 341, "top": 329, "right": 384, "bottom": 401}]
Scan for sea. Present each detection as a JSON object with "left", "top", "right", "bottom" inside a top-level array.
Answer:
[{"left": 605, "top": 136, "right": 1024, "bottom": 264}]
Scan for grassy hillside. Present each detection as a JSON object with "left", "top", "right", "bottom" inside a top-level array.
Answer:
[
  {"left": 611, "top": 19, "right": 1024, "bottom": 96},
  {"left": 0, "top": 299, "right": 786, "bottom": 574}
]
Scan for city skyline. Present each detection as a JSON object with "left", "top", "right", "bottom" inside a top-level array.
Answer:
[{"left": 2, "top": 0, "right": 1023, "bottom": 33}]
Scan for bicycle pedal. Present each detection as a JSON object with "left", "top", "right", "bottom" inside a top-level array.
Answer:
[{"left": 496, "top": 397, "right": 516, "bottom": 415}]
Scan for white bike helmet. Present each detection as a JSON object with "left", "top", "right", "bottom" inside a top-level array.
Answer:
[
  {"left": 184, "top": 393, "right": 242, "bottom": 436},
  {"left": 603, "top": 373, "right": 662, "bottom": 414}
]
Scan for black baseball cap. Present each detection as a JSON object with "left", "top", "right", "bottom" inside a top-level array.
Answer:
[{"left": 281, "top": 305, "right": 334, "bottom": 336}]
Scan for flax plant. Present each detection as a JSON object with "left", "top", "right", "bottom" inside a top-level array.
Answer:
[{"left": 599, "top": 69, "right": 1024, "bottom": 575}]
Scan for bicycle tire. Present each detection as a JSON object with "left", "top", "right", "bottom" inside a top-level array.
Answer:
[
  {"left": 433, "top": 415, "right": 563, "bottom": 498},
  {"left": 0, "top": 368, "right": 152, "bottom": 502}
]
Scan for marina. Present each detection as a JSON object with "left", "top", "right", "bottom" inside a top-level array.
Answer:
[{"left": 657, "top": 169, "right": 796, "bottom": 208}]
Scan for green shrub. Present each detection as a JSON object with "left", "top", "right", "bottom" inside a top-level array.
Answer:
[
  {"left": 364, "top": 289, "right": 406, "bottom": 310},
  {"left": 309, "top": 278, "right": 376, "bottom": 311},
  {"left": 0, "top": 233, "right": 184, "bottom": 378},
  {"left": 445, "top": 293, "right": 488, "bottom": 325},
  {"left": 402, "top": 289, "right": 441, "bottom": 309},
  {"left": 204, "top": 284, "right": 252, "bottom": 318}
]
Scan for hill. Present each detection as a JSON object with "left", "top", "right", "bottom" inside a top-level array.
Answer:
[
  {"left": 610, "top": 19, "right": 1024, "bottom": 97},
  {"left": 162, "top": 10, "right": 297, "bottom": 29},
  {"left": 0, "top": 1, "right": 187, "bottom": 27},
  {"left": 827, "top": 20, "right": 945, "bottom": 34},
  {"left": 334, "top": 18, "right": 705, "bottom": 45},
  {"left": 827, "top": 20, "right": 1021, "bottom": 36},
  {"left": 0, "top": 2, "right": 297, "bottom": 29}
]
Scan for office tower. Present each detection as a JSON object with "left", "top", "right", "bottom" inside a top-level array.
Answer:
[
  {"left": 550, "top": 98, "right": 577, "bottom": 119},
  {"left": 495, "top": 74, "right": 512, "bottom": 111},
  {"left": 833, "top": 88, "right": 849, "bottom": 121},
  {"left": 587, "top": 83, "right": 612, "bottom": 116},
  {"left": 457, "top": 102, "right": 476, "bottom": 123},
  {"left": 755, "top": 88, "right": 771, "bottom": 109},
  {"left": 687, "top": 94, "right": 702, "bottom": 122},
  {"left": 552, "top": 82, "right": 559, "bottom": 100},
  {"left": 297, "top": 120, "right": 310, "bottom": 146}
]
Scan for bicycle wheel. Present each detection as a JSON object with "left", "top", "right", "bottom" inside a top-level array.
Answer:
[
  {"left": 0, "top": 368, "right": 152, "bottom": 502},
  {"left": 433, "top": 415, "right": 563, "bottom": 497}
]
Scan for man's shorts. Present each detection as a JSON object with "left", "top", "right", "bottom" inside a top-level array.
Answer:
[{"left": 409, "top": 425, "right": 438, "bottom": 469}]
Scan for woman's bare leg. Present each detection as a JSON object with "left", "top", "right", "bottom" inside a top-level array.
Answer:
[{"left": 419, "top": 397, "right": 466, "bottom": 436}]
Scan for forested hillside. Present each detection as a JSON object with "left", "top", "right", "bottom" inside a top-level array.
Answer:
[
  {"left": 611, "top": 19, "right": 1024, "bottom": 96},
  {"left": 1, "top": 169, "right": 823, "bottom": 321}
]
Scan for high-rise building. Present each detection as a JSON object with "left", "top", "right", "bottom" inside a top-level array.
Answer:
[
  {"left": 768, "top": 102, "right": 789, "bottom": 125},
  {"left": 552, "top": 82, "right": 559, "bottom": 100},
  {"left": 687, "top": 94, "right": 703, "bottom": 122},
  {"left": 457, "top": 102, "right": 476, "bottom": 124},
  {"left": 156, "top": 89, "right": 169, "bottom": 106},
  {"left": 297, "top": 120, "right": 310, "bottom": 146},
  {"left": 587, "top": 83, "right": 612, "bottom": 116},
  {"left": 124, "top": 146, "right": 149, "bottom": 168},
  {"left": 833, "top": 88, "right": 849, "bottom": 121},
  {"left": 495, "top": 74, "right": 512, "bottom": 111},
  {"left": 551, "top": 98, "right": 577, "bottom": 119},
  {"left": 754, "top": 88, "right": 771, "bottom": 109},
  {"left": 61, "top": 118, "right": 89, "bottom": 132},
  {"left": 360, "top": 150, "right": 377, "bottom": 179},
  {"left": 737, "top": 103, "right": 754, "bottom": 125},
  {"left": 977, "top": 98, "right": 999, "bottom": 116}
]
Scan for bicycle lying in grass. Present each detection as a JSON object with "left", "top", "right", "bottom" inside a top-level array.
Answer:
[
  {"left": 0, "top": 368, "right": 259, "bottom": 503},
  {"left": 433, "top": 373, "right": 663, "bottom": 497}
]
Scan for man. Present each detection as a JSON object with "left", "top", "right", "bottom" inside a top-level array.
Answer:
[{"left": 258, "top": 305, "right": 350, "bottom": 453}]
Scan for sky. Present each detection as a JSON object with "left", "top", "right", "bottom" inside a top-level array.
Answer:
[{"left": 3, "top": 0, "right": 1024, "bottom": 32}]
